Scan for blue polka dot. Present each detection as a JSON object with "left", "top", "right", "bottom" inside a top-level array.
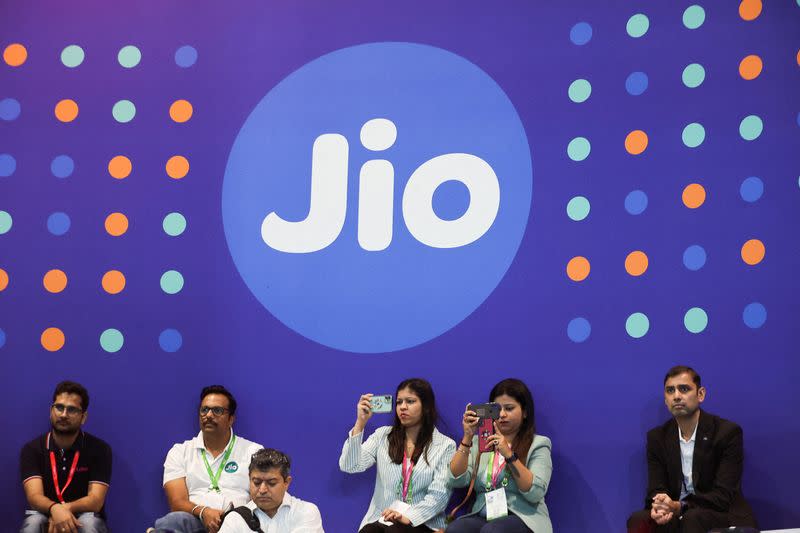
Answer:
[
  {"left": 683, "top": 245, "right": 707, "bottom": 271},
  {"left": 51, "top": 155, "right": 74, "bottom": 179},
  {"left": 624, "top": 190, "right": 648, "bottom": 215},
  {"left": 742, "top": 302, "right": 767, "bottom": 329},
  {"left": 159, "top": 328, "right": 183, "bottom": 352},
  {"left": 432, "top": 180, "right": 470, "bottom": 221},
  {"left": 0, "top": 328, "right": 5, "bottom": 348},
  {"left": 47, "top": 212, "right": 71, "bottom": 236},
  {"left": 739, "top": 176, "right": 764, "bottom": 202},
  {"left": 567, "top": 317, "right": 591, "bottom": 342},
  {"left": 570, "top": 22, "right": 593, "bottom": 45},
  {"left": 175, "top": 45, "right": 198, "bottom": 67},
  {"left": 796, "top": 111, "right": 800, "bottom": 127},
  {"left": 0, "top": 98, "right": 21, "bottom": 121},
  {"left": 625, "top": 72, "right": 649, "bottom": 96},
  {"left": 0, "top": 154, "right": 16, "bottom": 177}
]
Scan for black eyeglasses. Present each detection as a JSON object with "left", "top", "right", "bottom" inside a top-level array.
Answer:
[
  {"left": 199, "top": 406, "right": 230, "bottom": 417},
  {"left": 52, "top": 403, "right": 83, "bottom": 416}
]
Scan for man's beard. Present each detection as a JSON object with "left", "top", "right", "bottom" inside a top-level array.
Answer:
[{"left": 51, "top": 422, "right": 79, "bottom": 437}]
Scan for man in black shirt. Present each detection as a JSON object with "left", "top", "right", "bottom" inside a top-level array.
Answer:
[{"left": 20, "top": 381, "right": 112, "bottom": 533}]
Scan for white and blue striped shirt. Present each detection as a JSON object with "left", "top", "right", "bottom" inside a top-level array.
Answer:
[{"left": 339, "top": 426, "right": 456, "bottom": 530}]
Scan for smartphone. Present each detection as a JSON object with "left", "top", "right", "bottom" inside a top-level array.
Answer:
[
  {"left": 468, "top": 402, "right": 500, "bottom": 452},
  {"left": 370, "top": 394, "right": 393, "bottom": 413}
]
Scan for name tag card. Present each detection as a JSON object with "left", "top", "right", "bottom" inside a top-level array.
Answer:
[{"left": 485, "top": 487, "right": 508, "bottom": 521}]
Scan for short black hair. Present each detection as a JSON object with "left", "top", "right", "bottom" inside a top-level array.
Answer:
[
  {"left": 249, "top": 448, "right": 291, "bottom": 479},
  {"left": 664, "top": 365, "right": 701, "bottom": 388},
  {"left": 199, "top": 385, "right": 237, "bottom": 415},
  {"left": 53, "top": 381, "right": 89, "bottom": 411}
]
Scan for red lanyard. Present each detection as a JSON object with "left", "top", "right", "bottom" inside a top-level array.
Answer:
[
  {"left": 401, "top": 451, "right": 414, "bottom": 502},
  {"left": 47, "top": 433, "right": 81, "bottom": 503},
  {"left": 490, "top": 451, "right": 506, "bottom": 489}
]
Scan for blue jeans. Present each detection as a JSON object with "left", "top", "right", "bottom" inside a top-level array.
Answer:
[
  {"left": 446, "top": 514, "right": 531, "bottom": 533},
  {"left": 21, "top": 512, "right": 108, "bottom": 533},
  {"left": 152, "top": 511, "right": 206, "bottom": 533}
]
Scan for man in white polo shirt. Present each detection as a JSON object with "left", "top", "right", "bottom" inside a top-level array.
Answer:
[
  {"left": 149, "top": 385, "right": 263, "bottom": 533},
  {"left": 218, "top": 448, "right": 324, "bottom": 533}
]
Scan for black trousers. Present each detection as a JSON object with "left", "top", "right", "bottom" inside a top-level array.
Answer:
[
  {"left": 627, "top": 508, "right": 732, "bottom": 533},
  {"left": 360, "top": 521, "right": 435, "bottom": 533}
]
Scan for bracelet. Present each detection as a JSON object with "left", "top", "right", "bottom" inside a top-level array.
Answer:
[
  {"left": 504, "top": 452, "right": 518, "bottom": 464},
  {"left": 190, "top": 504, "right": 200, "bottom": 516},
  {"left": 199, "top": 506, "right": 208, "bottom": 521},
  {"left": 460, "top": 439, "right": 472, "bottom": 448},
  {"left": 47, "top": 502, "right": 59, "bottom": 516}
]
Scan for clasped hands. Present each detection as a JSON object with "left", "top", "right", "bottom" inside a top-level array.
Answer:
[
  {"left": 381, "top": 508, "right": 411, "bottom": 525},
  {"left": 650, "top": 493, "right": 680, "bottom": 525}
]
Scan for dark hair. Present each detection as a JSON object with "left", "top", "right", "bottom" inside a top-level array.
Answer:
[
  {"left": 53, "top": 381, "right": 89, "bottom": 411},
  {"left": 249, "top": 448, "right": 291, "bottom": 479},
  {"left": 387, "top": 378, "right": 439, "bottom": 466},
  {"left": 490, "top": 378, "right": 535, "bottom": 460},
  {"left": 663, "top": 366, "right": 701, "bottom": 388},
  {"left": 200, "top": 385, "right": 237, "bottom": 416}
]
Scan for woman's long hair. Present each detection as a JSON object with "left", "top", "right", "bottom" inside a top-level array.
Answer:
[
  {"left": 387, "top": 378, "right": 439, "bottom": 465},
  {"left": 490, "top": 378, "right": 536, "bottom": 459}
]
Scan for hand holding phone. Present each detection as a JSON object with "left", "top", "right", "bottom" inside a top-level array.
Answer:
[{"left": 370, "top": 394, "right": 393, "bottom": 413}]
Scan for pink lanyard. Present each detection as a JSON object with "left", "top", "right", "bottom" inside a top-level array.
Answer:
[
  {"left": 490, "top": 451, "right": 506, "bottom": 489},
  {"left": 401, "top": 451, "right": 415, "bottom": 502}
]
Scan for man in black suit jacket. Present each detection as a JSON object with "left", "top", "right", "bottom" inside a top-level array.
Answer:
[{"left": 627, "top": 366, "right": 757, "bottom": 533}]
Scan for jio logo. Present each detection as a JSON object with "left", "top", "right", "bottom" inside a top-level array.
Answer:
[{"left": 223, "top": 42, "right": 532, "bottom": 353}]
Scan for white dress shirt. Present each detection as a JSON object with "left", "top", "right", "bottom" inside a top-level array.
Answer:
[
  {"left": 217, "top": 493, "right": 324, "bottom": 533},
  {"left": 163, "top": 431, "right": 263, "bottom": 509},
  {"left": 339, "top": 426, "right": 455, "bottom": 530},
  {"left": 678, "top": 423, "right": 697, "bottom": 501}
]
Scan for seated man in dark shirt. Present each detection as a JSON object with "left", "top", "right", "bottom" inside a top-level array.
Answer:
[
  {"left": 20, "top": 380, "right": 112, "bottom": 533},
  {"left": 627, "top": 366, "right": 757, "bottom": 533}
]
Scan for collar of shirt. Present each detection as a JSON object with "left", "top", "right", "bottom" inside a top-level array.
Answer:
[
  {"left": 190, "top": 430, "right": 234, "bottom": 456},
  {"left": 252, "top": 492, "right": 293, "bottom": 521},
  {"left": 678, "top": 422, "right": 698, "bottom": 444},
  {"left": 47, "top": 431, "right": 84, "bottom": 454}
]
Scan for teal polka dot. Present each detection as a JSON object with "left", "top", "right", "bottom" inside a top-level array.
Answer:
[
  {"left": 682, "top": 123, "right": 706, "bottom": 148},
  {"left": 739, "top": 115, "right": 763, "bottom": 140},
  {"left": 567, "top": 137, "right": 591, "bottom": 161},
  {"left": 163, "top": 212, "right": 187, "bottom": 236},
  {"left": 568, "top": 79, "right": 592, "bottom": 103},
  {"left": 566, "top": 196, "right": 591, "bottom": 221},
  {"left": 626, "top": 312, "right": 650, "bottom": 338},
  {"left": 100, "top": 329, "right": 124, "bottom": 353},
  {"left": 684, "top": 307, "right": 708, "bottom": 333},
  {"left": 682, "top": 5, "right": 706, "bottom": 29},
  {"left": 0, "top": 210, "right": 11, "bottom": 234},
  {"left": 112, "top": 100, "right": 136, "bottom": 123},
  {"left": 61, "top": 45, "right": 85, "bottom": 68},
  {"left": 118, "top": 45, "right": 141, "bottom": 68},
  {"left": 627, "top": 14, "right": 650, "bottom": 38},
  {"left": 682, "top": 63, "right": 705, "bottom": 88},
  {"left": 160, "top": 270, "right": 184, "bottom": 294}
]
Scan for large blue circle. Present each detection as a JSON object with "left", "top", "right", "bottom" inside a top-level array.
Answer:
[
  {"left": 567, "top": 317, "right": 591, "bottom": 343},
  {"left": 159, "top": 329, "right": 183, "bottom": 352},
  {"left": 625, "top": 72, "right": 649, "bottom": 96},
  {"left": 624, "top": 190, "right": 648, "bottom": 215},
  {"left": 223, "top": 43, "right": 532, "bottom": 353},
  {"left": 47, "top": 212, "right": 71, "bottom": 236},
  {"left": 570, "top": 22, "right": 593, "bottom": 45},
  {"left": 739, "top": 176, "right": 763, "bottom": 202},
  {"left": 51, "top": 155, "right": 74, "bottom": 179},
  {"left": 683, "top": 245, "right": 707, "bottom": 271},
  {"left": 742, "top": 303, "right": 766, "bottom": 329}
]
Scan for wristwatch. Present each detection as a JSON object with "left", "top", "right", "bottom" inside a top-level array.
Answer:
[
  {"left": 679, "top": 500, "right": 688, "bottom": 516},
  {"left": 505, "top": 452, "right": 518, "bottom": 464}
]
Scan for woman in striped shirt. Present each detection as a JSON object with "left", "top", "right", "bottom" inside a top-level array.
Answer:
[{"left": 339, "top": 378, "right": 456, "bottom": 532}]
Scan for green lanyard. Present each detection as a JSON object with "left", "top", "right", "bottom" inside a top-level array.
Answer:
[
  {"left": 484, "top": 452, "right": 509, "bottom": 491},
  {"left": 200, "top": 433, "right": 237, "bottom": 492}
]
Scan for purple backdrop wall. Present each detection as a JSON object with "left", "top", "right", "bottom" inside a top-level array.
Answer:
[{"left": 2, "top": 1, "right": 799, "bottom": 531}]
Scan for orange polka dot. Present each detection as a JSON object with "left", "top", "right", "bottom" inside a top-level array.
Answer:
[
  {"left": 108, "top": 156, "right": 132, "bottom": 179},
  {"left": 0, "top": 268, "right": 8, "bottom": 291},
  {"left": 625, "top": 251, "right": 649, "bottom": 276},
  {"left": 625, "top": 130, "right": 649, "bottom": 155},
  {"left": 739, "top": 55, "right": 762, "bottom": 80},
  {"left": 682, "top": 183, "right": 706, "bottom": 209},
  {"left": 169, "top": 99, "right": 193, "bottom": 123},
  {"left": 796, "top": 49, "right": 800, "bottom": 67},
  {"left": 43, "top": 269, "right": 68, "bottom": 293},
  {"left": 102, "top": 270, "right": 126, "bottom": 294},
  {"left": 105, "top": 212, "right": 129, "bottom": 236},
  {"left": 54, "top": 99, "right": 79, "bottom": 122},
  {"left": 3, "top": 43, "right": 27, "bottom": 66},
  {"left": 165, "top": 156, "right": 190, "bottom": 179},
  {"left": 566, "top": 256, "right": 590, "bottom": 282},
  {"left": 739, "top": 0, "right": 762, "bottom": 21},
  {"left": 741, "top": 239, "right": 765, "bottom": 265},
  {"left": 41, "top": 327, "right": 65, "bottom": 352}
]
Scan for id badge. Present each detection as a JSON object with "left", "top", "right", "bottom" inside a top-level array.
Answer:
[
  {"left": 378, "top": 500, "right": 411, "bottom": 525},
  {"left": 485, "top": 487, "right": 508, "bottom": 521}
]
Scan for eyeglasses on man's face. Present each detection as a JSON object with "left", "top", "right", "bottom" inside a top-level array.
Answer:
[
  {"left": 52, "top": 403, "right": 83, "bottom": 416},
  {"left": 199, "top": 406, "right": 230, "bottom": 417}
]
